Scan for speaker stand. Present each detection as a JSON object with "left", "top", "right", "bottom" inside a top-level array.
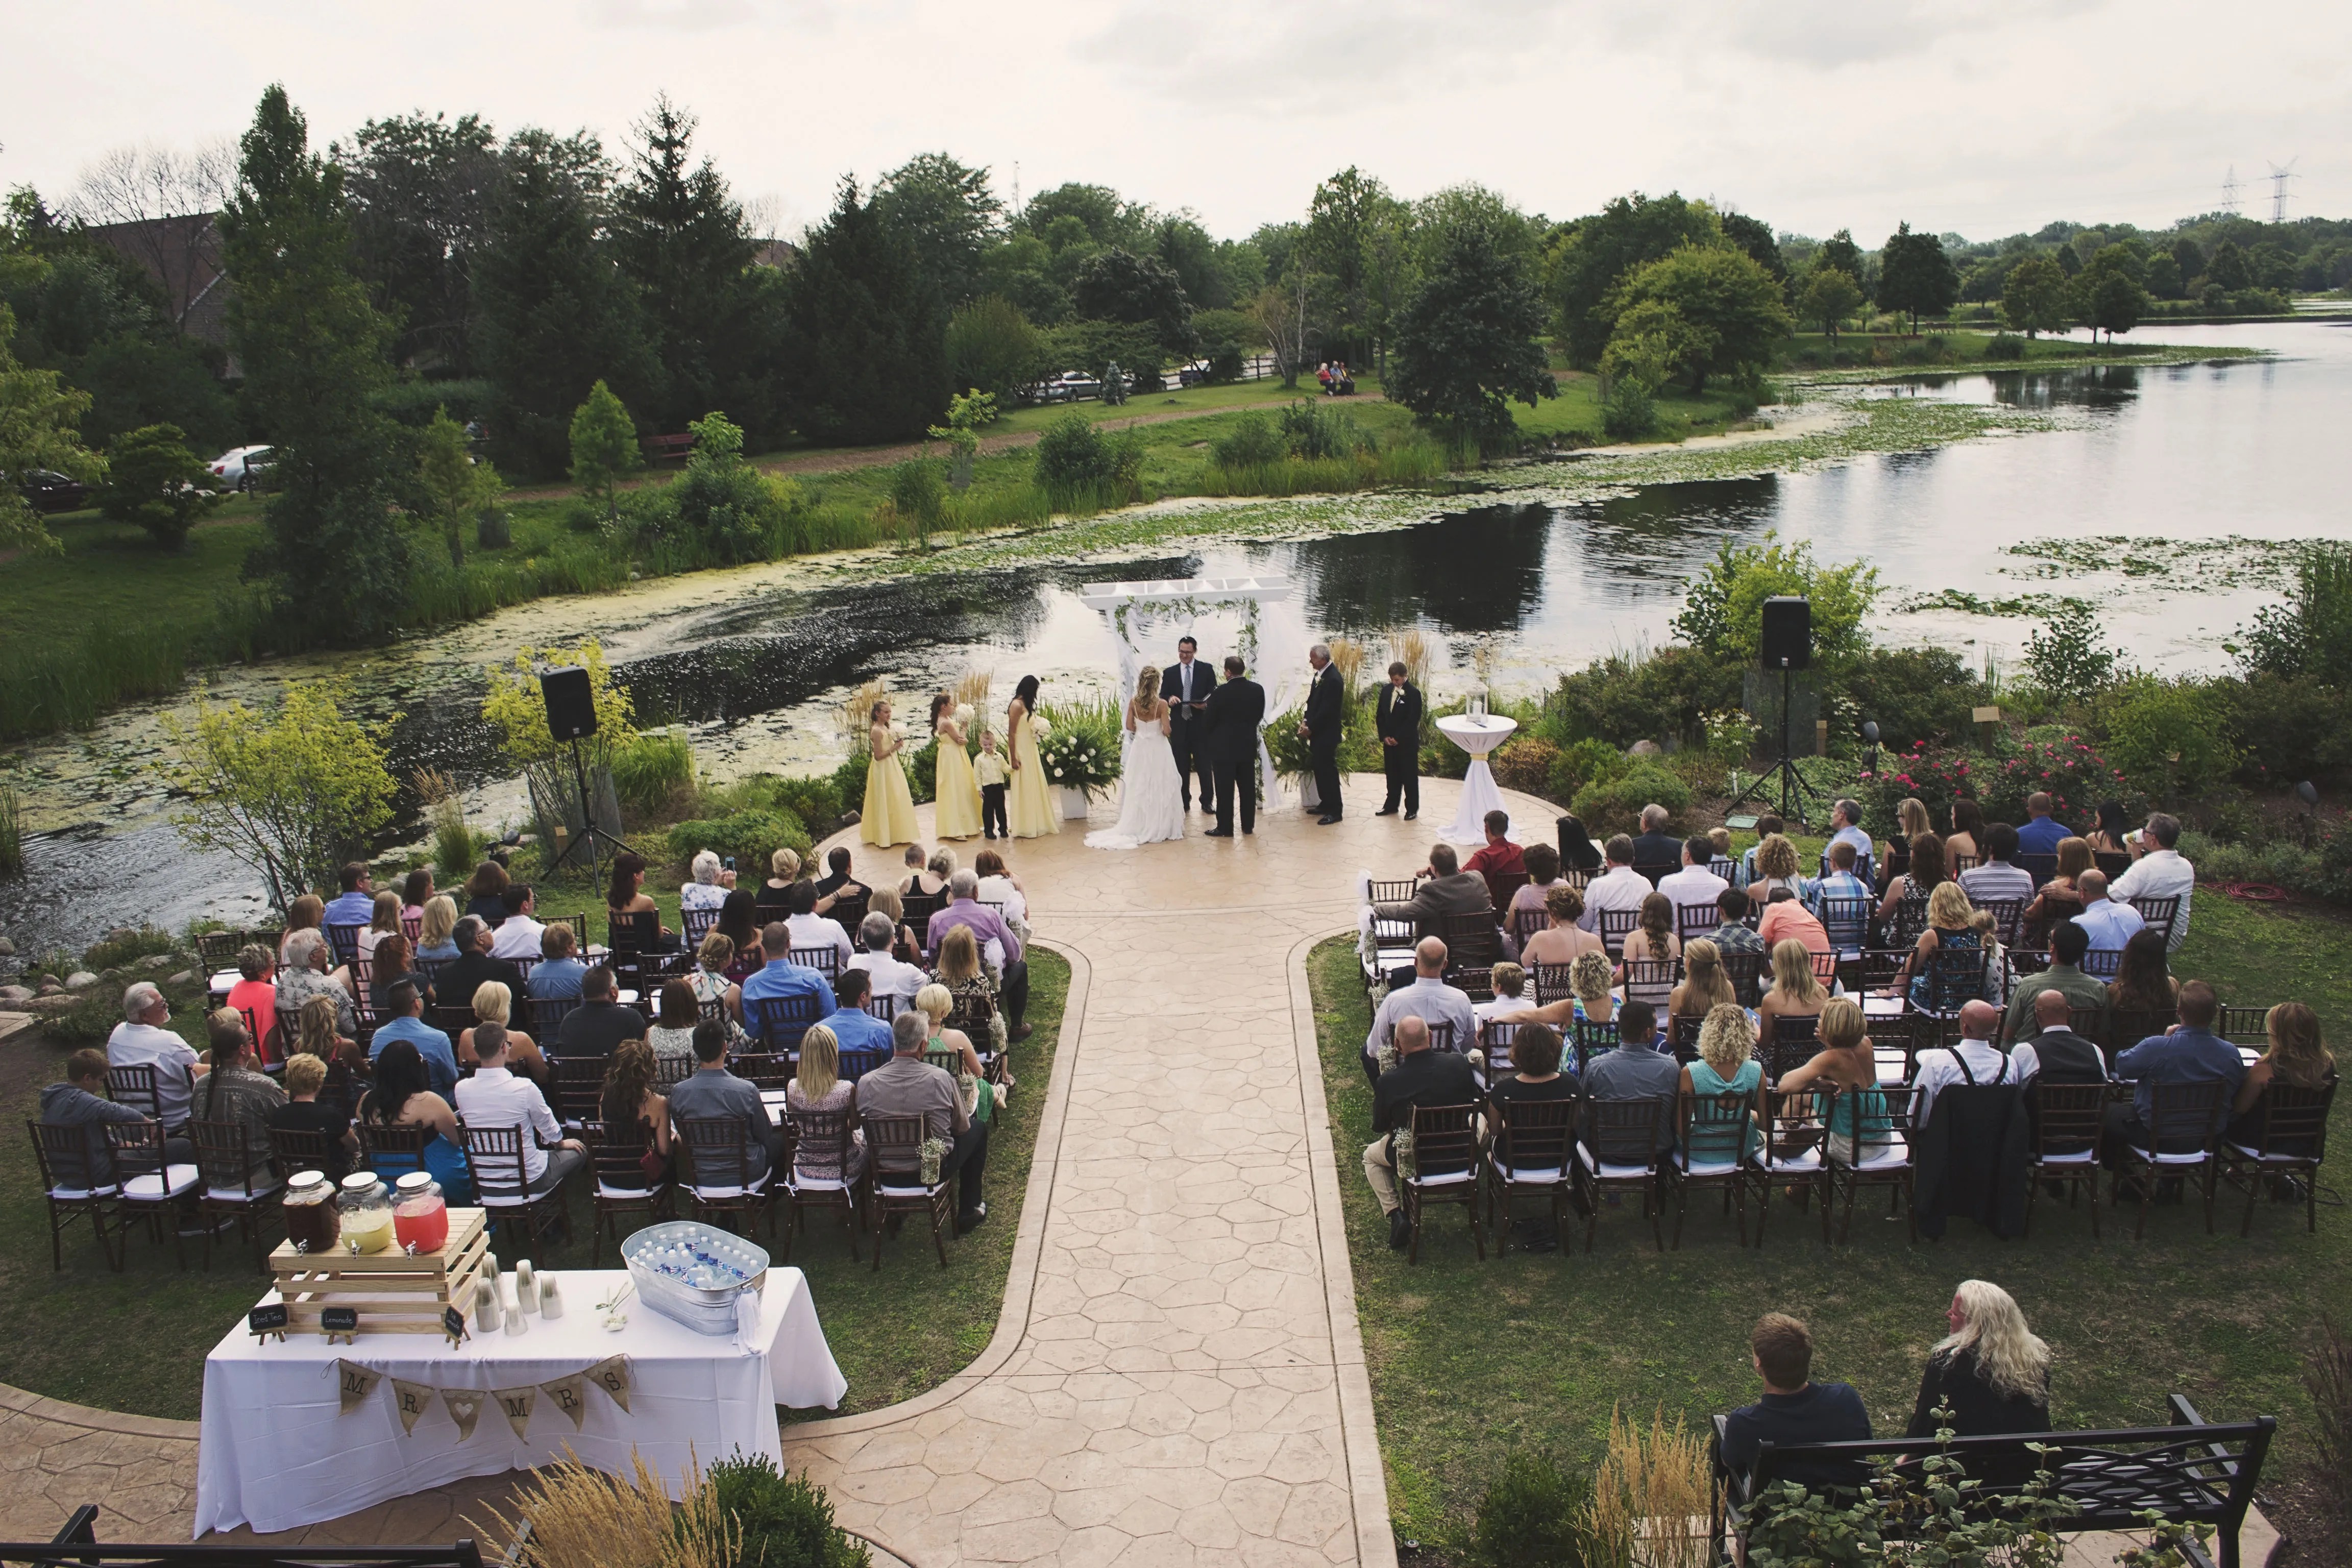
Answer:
[
  {"left": 1725, "top": 663, "right": 1825, "bottom": 827},
  {"left": 542, "top": 737, "right": 637, "bottom": 891}
]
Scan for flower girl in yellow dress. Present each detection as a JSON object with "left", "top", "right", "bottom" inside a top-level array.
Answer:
[{"left": 862, "top": 700, "right": 921, "bottom": 848}]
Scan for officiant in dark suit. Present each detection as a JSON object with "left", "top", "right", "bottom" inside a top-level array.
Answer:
[
  {"left": 1161, "top": 635, "right": 1218, "bottom": 813},
  {"left": 1300, "top": 643, "right": 1345, "bottom": 825},
  {"left": 1202, "top": 656, "right": 1265, "bottom": 837},
  {"left": 1374, "top": 661, "right": 1422, "bottom": 821}
]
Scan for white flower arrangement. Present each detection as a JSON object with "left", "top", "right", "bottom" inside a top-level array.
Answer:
[{"left": 1031, "top": 716, "right": 1054, "bottom": 742}]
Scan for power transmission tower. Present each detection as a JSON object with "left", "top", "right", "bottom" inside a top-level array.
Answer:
[
  {"left": 2221, "top": 165, "right": 2243, "bottom": 215},
  {"left": 1011, "top": 161, "right": 1021, "bottom": 223},
  {"left": 2268, "top": 158, "right": 2300, "bottom": 223}
]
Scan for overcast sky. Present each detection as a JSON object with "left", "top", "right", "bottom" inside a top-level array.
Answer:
[{"left": 9, "top": 0, "right": 2346, "bottom": 246}]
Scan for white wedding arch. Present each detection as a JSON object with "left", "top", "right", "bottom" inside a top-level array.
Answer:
[{"left": 1076, "top": 575, "right": 1293, "bottom": 799}]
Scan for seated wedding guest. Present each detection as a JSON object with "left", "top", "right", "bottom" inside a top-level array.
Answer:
[
  {"left": 1708, "top": 826, "right": 1733, "bottom": 867},
  {"left": 1658, "top": 836, "right": 1729, "bottom": 906},
  {"left": 2015, "top": 988, "right": 2108, "bottom": 1090},
  {"left": 743, "top": 921, "right": 839, "bottom": 1015},
  {"left": 905, "top": 846, "right": 954, "bottom": 899},
  {"left": 358, "top": 890, "right": 402, "bottom": 958},
  {"left": 1710, "top": 888, "right": 1766, "bottom": 956},
  {"left": 2071, "top": 868, "right": 2146, "bottom": 955},
  {"left": 928, "top": 871, "right": 1030, "bottom": 1039},
  {"left": 2106, "top": 928, "right": 2179, "bottom": 1017},
  {"left": 279, "top": 893, "right": 326, "bottom": 966},
  {"left": 786, "top": 880, "right": 857, "bottom": 968},
  {"left": 295, "top": 994, "right": 364, "bottom": 1077},
  {"left": 528, "top": 924, "right": 589, "bottom": 1000},
  {"left": 1736, "top": 816, "right": 1784, "bottom": 889},
  {"left": 1876, "top": 831, "right": 1949, "bottom": 926},
  {"left": 1521, "top": 884, "right": 1605, "bottom": 967},
  {"left": 1758, "top": 888, "right": 1830, "bottom": 960},
  {"left": 1476, "top": 962, "right": 1536, "bottom": 1026},
  {"left": 646, "top": 979, "right": 703, "bottom": 1070},
  {"left": 225, "top": 944, "right": 281, "bottom": 1063},
  {"left": 488, "top": 884, "right": 547, "bottom": 959},
  {"left": 556, "top": 966, "right": 646, "bottom": 1059},
  {"left": 849, "top": 911, "right": 927, "bottom": 1007},
  {"left": 194, "top": 1010, "right": 284, "bottom": 1179},
  {"left": 597, "top": 1040, "right": 672, "bottom": 1184},
  {"left": 1805, "top": 841, "right": 1872, "bottom": 936},
  {"left": 1757, "top": 938, "right": 1829, "bottom": 1036},
  {"left": 455, "top": 1022, "right": 584, "bottom": 1195},
  {"left": 267, "top": 1050, "right": 358, "bottom": 1179},
  {"left": 815, "top": 845, "right": 862, "bottom": 902},
  {"left": 971, "top": 849, "right": 1027, "bottom": 940},
  {"left": 825, "top": 968, "right": 898, "bottom": 1056},
  {"left": 1745, "top": 834, "right": 1805, "bottom": 908},
  {"left": 276, "top": 929, "right": 356, "bottom": 1037},
  {"left": 1775, "top": 998, "right": 1887, "bottom": 1164},
  {"left": 438, "top": 916, "right": 521, "bottom": 1006},
  {"left": 357, "top": 1040, "right": 472, "bottom": 1202},
  {"left": 1512, "top": 948, "right": 1620, "bottom": 1032},
  {"left": 1912, "top": 1000, "right": 2026, "bottom": 1121},
  {"left": 415, "top": 894, "right": 462, "bottom": 964},
  {"left": 1580, "top": 836, "right": 1652, "bottom": 934},
  {"left": 2003, "top": 920, "right": 2108, "bottom": 1044},
  {"left": 930, "top": 926, "right": 1003, "bottom": 1050},
  {"left": 670, "top": 1021, "right": 785, "bottom": 1182},
  {"left": 1556, "top": 813, "right": 1603, "bottom": 875},
  {"left": 1669, "top": 939, "right": 1738, "bottom": 1024},
  {"left": 786, "top": 1026, "right": 864, "bottom": 1186},
  {"left": 915, "top": 983, "right": 996, "bottom": 1124},
  {"left": 680, "top": 848, "right": 736, "bottom": 918},
  {"left": 1904, "top": 1282, "right": 2052, "bottom": 1455},
  {"left": 715, "top": 890, "right": 766, "bottom": 974},
  {"left": 43, "top": 1048, "right": 167, "bottom": 1191},
  {"left": 1362, "top": 937, "right": 1478, "bottom": 1085},
  {"left": 1947, "top": 797, "right": 1985, "bottom": 866},
  {"left": 1890, "top": 882, "right": 1986, "bottom": 1013},
  {"left": 2104, "top": 981, "right": 2242, "bottom": 1173},
  {"left": 1681, "top": 1005, "right": 1762, "bottom": 1162},
  {"left": 324, "top": 862, "right": 378, "bottom": 929},
  {"left": 605, "top": 850, "right": 675, "bottom": 949},
  {"left": 687, "top": 930, "right": 746, "bottom": 1027},
  {"left": 1882, "top": 798, "right": 1931, "bottom": 889},
  {"left": 1490, "top": 1020, "right": 1578, "bottom": 1104},
  {"left": 1364, "top": 1016, "right": 1480, "bottom": 1250},
  {"left": 865, "top": 887, "right": 923, "bottom": 964},
  {"left": 1583, "top": 1002, "right": 1678, "bottom": 1153},
  {"left": 2016, "top": 792, "right": 2072, "bottom": 857},
  {"left": 463, "top": 860, "right": 510, "bottom": 927},
  {"left": 863, "top": 1011, "right": 989, "bottom": 1232},
  {"left": 2110, "top": 811, "right": 2195, "bottom": 951},
  {"left": 891, "top": 844, "right": 924, "bottom": 894},
  {"left": 1719, "top": 1315, "right": 1873, "bottom": 1488},
  {"left": 371, "top": 980, "right": 458, "bottom": 1094},
  {"left": 2087, "top": 798, "right": 2133, "bottom": 855},
  {"left": 2022, "top": 837, "right": 2096, "bottom": 946},
  {"left": 1827, "top": 799, "right": 1874, "bottom": 886},
  {"left": 457, "top": 981, "right": 547, "bottom": 1079},
  {"left": 368, "top": 932, "right": 431, "bottom": 1015},
  {"left": 1465, "top": 811, "right": 1527, "bottom": 908},
  {"left": 401, "top": 869, "right": 435, "bottom": 927},
  {"left": 1630, "top": 805, "right": 1681, "bottom": 881},
  {"left": 1616, "top": 891, "right": 1680, "bottom": 977},
  {"left": 1959, "top": 823, "right": 2035, "bottom": 907},
  {"left": 1374, "top": 843, "right": 1495, "bottom": 949},
  {"left": 2229, "top": 1001, "right": 2334, "bottom": 1153},
  {"left": 1507, "top": 842, "right": 1564, "bottom": 927},
  {"left": 755, "top": 847, "right": 802, "bottom": 920}
]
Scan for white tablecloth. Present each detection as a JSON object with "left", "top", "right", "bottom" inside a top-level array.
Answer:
[
  {"left": 1436, "top": 714, "right": 1520, "bottom": 844},
  {"left": 193, "top": 1267, "right": 845, "bottom": 1537}
]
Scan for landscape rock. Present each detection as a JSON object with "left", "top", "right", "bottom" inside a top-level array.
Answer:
[
  {"left": 0, "top": 937, "right": 16, "bottom": 956},
  {"left": 0, "top": 985, "right": 32, "bottom": 1006},
  {"left": 139, "top": 952, "right": 174, "bottom": 970},
  {"left": 38, "top": 978, "right": 62, "bottom": 994},
  {"left": 26, "top": 993, "right": 81, "bottom": 1015},
  {"left": 168, "top": 970, "right": 197, "bottom": 987},
  {"left": 65, "top": 971, "right": 99, "bottom": 990},
  {"left": 1630, "top": 740, "right": 1664, "bottom": 756}
]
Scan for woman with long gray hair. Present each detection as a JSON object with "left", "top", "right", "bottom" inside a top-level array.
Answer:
[{"left": 1904, "top": 1280, "right": 2051, "bottom": 1456}]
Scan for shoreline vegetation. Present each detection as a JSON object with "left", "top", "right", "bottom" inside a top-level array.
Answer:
[{"left": 0, "top": 334, "right": 2263, "bottom": 750}]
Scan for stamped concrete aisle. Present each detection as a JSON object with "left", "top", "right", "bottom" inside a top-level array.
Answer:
[{"left": 772, "top": 774, "right": 1534, "bottom": 1567}]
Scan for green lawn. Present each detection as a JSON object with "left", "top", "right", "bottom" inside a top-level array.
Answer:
[
  {"left": 1308, "top": 893, "right": 2351, "bottom": 1556},
  {"left": 0, "top": 504, "right": 264, "bottom": 670},
  {"left": 0, "top": 945, "right": 1068, "bottom": 1423}
]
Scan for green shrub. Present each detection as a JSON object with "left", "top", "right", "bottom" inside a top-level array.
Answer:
[
  {"left": 2217, "top": 671, "right": 2352, "bottom": 791},
  {"left": 1279, "top": 400, "right": 1374, "bottom": 459},
  {"left": 1209, "top": 411, "right": 1286, "bottom": 469},
  {"left": 767, "top": 774, "right": 843, "bottom": 835},
  {"left": 1839, "top": 645, "right": 1988, "bottom": 751},
  {"left": 1550, "top": 647, "right": 1743, "bottom": 750},
  {"left": 703, "top": 1453, "right": 870, "bottom": 1568},
  {"left": 1984, "top": 332, "right": 2027, "bottom": 361},
  {"left": 890, "top": 458, "right": 946, "bottom": 541},
  {"left": 1982, "top": 734, "right": 2138, "bottom": 825},
  {"left": 2096, "top": 674, "right": 2239, "bottom": 809},
  {"left": 1467, "top": 1451, "right": 1589, "bottom": 1568},
  {"left": 828, "top": 754, "right": 869, "bottom": 817},
  {"left": 611, "top": 729, "right": 697, "bottom": 818},
  {"left": 1571, "top": 763, "right": 1691, "bottom": 835},
  {"left": 1489, "top": 737, "right": 1562, "bottom": 798},
  {"left": 1601, "top": 377, "right": 1659, "bottom": 439},
  {"left": 1549, "top": 737, "right": 1631, "bottom": 803},
  {"left": 2020, "top": 601, "right": 2117, "bottom": 705},
  {"left": 84, "top": 924, "right": 182, "bottom": 972},
  {"left": 664, "top": 808, "right": 808, "bottom": 879},
  {"left": 45, "top": 988, "right": 126, "bottom": 1047},
  {"left": 1033, "top": 411, "right": 1143, "bottom": 507}
]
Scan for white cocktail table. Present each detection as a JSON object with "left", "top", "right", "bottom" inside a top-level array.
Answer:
[{"left": 1437, "top": 714, "right": 1520, "bottom": 844}]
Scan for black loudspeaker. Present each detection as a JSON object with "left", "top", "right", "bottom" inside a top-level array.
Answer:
[
  {"left": 541, "top": 666, "right": 598, "bottom": 742},
  {"left": 1760, "top": 596, "right": 1812, "bottom": 670}
]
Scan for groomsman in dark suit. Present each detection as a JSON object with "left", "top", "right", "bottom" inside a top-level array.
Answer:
[
  {"left": 1300, "top": 643, "right": 1345, "bottom": 825},
  {"left": 1373, "top": 660, "right": 1423, "bottom": 820},
  {"left": 1161, "top": 635, "right": 1218, "bottom": 813},
  {"left": 1202, "top": 656, "right": 1265, "bottom": 836}
]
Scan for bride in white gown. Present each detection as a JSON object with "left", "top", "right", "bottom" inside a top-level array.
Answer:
[{"left": 1085, "top": 667, "right": 1187, "bottom": 851}]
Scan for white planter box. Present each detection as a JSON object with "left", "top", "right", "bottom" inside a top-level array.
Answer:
[{"left": 1056, "top": 786, "right": 1093, "bottom": 820}]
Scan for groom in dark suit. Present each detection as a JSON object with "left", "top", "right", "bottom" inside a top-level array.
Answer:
[
  {"left": 1202, "top": 656, "right": 1264, "bottom": 837},
  {"left": 1161, "top": 635, "right": 1217, "bottom": 813},
  {"left": 1301, "top": 643, "right": 1345, "bottom": 825},
  {"left": 1374, "top": 660, "right": 1423, "bottom": 820}
]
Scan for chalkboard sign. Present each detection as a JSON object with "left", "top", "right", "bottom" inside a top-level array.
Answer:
[
  {"left": 443, "top": 1306, "right": 467, "bottom": 1341},
  {"left": 248, "top": 1304, "right": 289, "bottom": 1335},
  {"left": 321, "top": 1307, "right": 359, "bottom": 1334}
]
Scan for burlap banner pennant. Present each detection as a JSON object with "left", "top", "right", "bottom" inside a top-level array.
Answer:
[
  {"left": 492, "top": 1384, "right": 537, "bottom": 1441},
  {"left": 390, "top": 1378, "right": 435, "bottom": 1435},
  {"left": 334, "top": 1360, "right": 384, "bottom": 1415},
  {"left": 539, "top": 1373, "right": 591, "bottom": 1431},
  {"left": 441, "top": 1387, "right": 486, "bottom": 1442},
  {"left": 586, "top": 1353, "right": 632, "bottom": 1413}
]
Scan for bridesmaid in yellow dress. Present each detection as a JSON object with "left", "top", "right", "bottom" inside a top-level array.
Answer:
[
  {"left": 930, "top": 693, "right": 983, "bottom": 840},
  {"left": 1006, "top": 674, "right": 1060, "bottom": 839},
  {"left": 861, "top": 700, "right": 921, "bottom": 848}
]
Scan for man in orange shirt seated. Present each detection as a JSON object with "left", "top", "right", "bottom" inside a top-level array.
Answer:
[
  {"left": 1464, "top": 810, "right": 1526, "bottom": 908},
  {"left": 1756, "top": 887, "right": 1830, "bottom": 958}
]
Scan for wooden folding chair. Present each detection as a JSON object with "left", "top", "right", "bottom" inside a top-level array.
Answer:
[
  {"left": 747, "top": 993, "right": 821, "bottom": 1056},
  {"left": 463, "top": 1122, "right": 573, "bottom": 1253},
  {"left": 27, "top": 1121, "right": 122, "bottom": 1271},
  {"left": 1484, "top": 1093, "right": 1579, "bottom": 1256},
  {"left": 2023, "top": 1081, "right": 2110, "bottom": 1239},
  {"left": 1400, "top": 1102, "right": 1484, "bottom": 1264},
  {"left": 1669, "top": 1088, "right": 1757, "bottom": 1248},
  {"left": 1826, "top": 1083, "right": 1923, "bottom": 1245},
  {"left": 187, "top": 1119, "right": 284, "bottom": 1272},
  {"left": 2219, "top": 1078, "right": 2335, "bottom": 1236},
  {"left": 103, "top": 1121, "right": 201, "bottom": 1270},
  {"left": 863, "top": 1112, "right": 953, "bottom": 1269},
  {"left": 2127, "top": 896, "right": 2181, "bottom": 947},
  {"left": 1597, "top": 907, "right": 1641, "bottom": 960},
  {"left": 788, "top": 946, "right": 841, "bottom": 980},
  {"left": 675, "top": 1115, "right": 774, "bottom": 1241},
  {"left": 583, "top": 1120, "right": 673, "bottom": 1265},
  {"left": 2113, "top": 1080, "right": 2225, "bottom": 1240},
  {"left": 1576, "top": 1097, "right": 1665, "bottom": 1252},
  {"left": 1748, "top": 1085, "right": 1833, "bottom": 1247},
  {"left": 1439, "top": 911, "right": 1502, "bottom": 970},
  {"left": 781, "top": 1107, "right": 865, "bottom": 1264},
  {"left": 1621, "top": 958, "right": 1677, "bottom": 1012},
  {"left": 550, "top": 1057, "right": 606, "bottom": 1131}
]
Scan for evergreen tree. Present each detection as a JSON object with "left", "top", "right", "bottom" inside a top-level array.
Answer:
[
  {"left": 335, "top": 111, "right": 499, "bottom": 373},
  {"left": 1877, "top": 222, "right": 1961, "bottom": 333},
  {"left": 474, "top": 128, "right": 652, "bottom": 477},
  {"left": 781, "top": 177, "right": 948, "bottom": 445},
  {"left": 568, "top": 379, "right": 641, "bottom": 523},
  {"left": 99, "top": 422, "right": 217, "bottom": 548},
  {"left": 1388, "top": 217, "right": 1557, "bottom": 448},
  {"left": 219, "top": 84, "right": 408, "bottom": 643}
]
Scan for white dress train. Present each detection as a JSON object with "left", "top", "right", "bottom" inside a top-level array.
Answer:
[{"left": 1085, "top": 720, "right": 1187, "bottom": 851}]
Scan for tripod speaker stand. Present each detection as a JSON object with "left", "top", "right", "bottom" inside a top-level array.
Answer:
[
  {"left": 537, "top": 665, "right": 637, "bottom": 889},
  {"left": 1726, "top": 596, "right": 1825, "bottom": 826}
]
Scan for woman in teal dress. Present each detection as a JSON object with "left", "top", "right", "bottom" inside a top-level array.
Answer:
[
  {"left": 1679, "top": 1003, "right": 1762, "bottom": 1163},
  {"left": 1777, "top": 996, "right": 1893, "bottom": 1167},
  {"left": 353, "top": 1040, "right": 474, "bottom": 1203}
]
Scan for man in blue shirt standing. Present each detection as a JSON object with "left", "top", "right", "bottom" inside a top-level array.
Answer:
[
  {"left": 740, "top": 921, "right": 836, "bottom": 1048},
  {"left": 1719, "top": 1313, "right": 1873, "bottom": 1491},
  {"left": 2015, "top": 791, "right": 2071, "bottom": 856},
  {"left": 2105, "top": 981, "right": 2244, "bottom": 1174},
  {"left": 323, "top": 862, "right": 377, "bottom": 928},
  {"left": 823, "top": 969, "right": 897, "bottom": 1057},
  {"left": 369, "top": 979, "right": 459, "bottom": 1095}
]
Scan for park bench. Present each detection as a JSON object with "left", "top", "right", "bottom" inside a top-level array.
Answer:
[
  {"left": 642, "top": 431, "right": 696, "bottom": 464},
  {"left": 2, "top": 1503, "right": 487, "bottom": 1566},
  {"left": 1710, "top": 1394, "right": 2273, "bottom": 1567}
]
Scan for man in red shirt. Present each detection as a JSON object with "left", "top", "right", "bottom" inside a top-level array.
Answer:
[{"left": 1465, "top": 810, "right": 1527, "bottom": 909}]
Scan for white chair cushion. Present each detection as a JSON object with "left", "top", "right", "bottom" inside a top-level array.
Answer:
[
  {"left": 206, "top": 1179, "right": 284, "bottom": 1203},
  {"left": 1750, "top": 1148, "right": 1823, "bottom": 1172},
  {"left": 2228, "top": 1143, "right": 2303, "bottom": 1163},
  {"left": 1676, "top": 1156, "right": 1739, "bottom": 1177},
  {"left": 1497, "top": 1165, "right": 1572, "bottom": 1184},
  {"left": 789, "top": 1175, "right": 850, "bottom": 1192},
  {"left": 122, "top": 1164, "right": 200, "bottom": 1202},
  {"left": 47, "top": 1184, "right": 120, "bottom": 1202},
  {"left": 689, "top": 1177, "right": 770, "bottom": 1200},
  {"left": 877, "top": 1182, "right": 945, "bottom": 1198},
  {"left": 1407, "top": 1168, "right": 1475, "bottom": 1188},
  {"left": 596, "top": 1180, "right": 665, "bottom": 1199},
  {"left": 1837, "top": 1137, "right": 1909, "bottom": 1170},
  {"left": 2127, "top": 1145, "right": 2210, "bottom": 1166},
  {"left": 1577, "top": 1145, "right": 1655, "bottom": 1181},
  {"left": 2033, "top": 1148, "right": 2096, "bottom": 1165}
]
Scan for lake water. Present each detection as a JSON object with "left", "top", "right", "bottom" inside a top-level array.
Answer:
[{"left": 5, "top": 320, "right": 2345, "bottom": 962}]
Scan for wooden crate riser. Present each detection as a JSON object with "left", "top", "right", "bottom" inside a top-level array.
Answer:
[{"left": 267, "top": 1208, "right": 491, "bottom": 1336}]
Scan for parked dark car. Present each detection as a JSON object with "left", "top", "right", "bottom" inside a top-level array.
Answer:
[{"left": 16, "top": 470, "right": 89, "bottom": 512}]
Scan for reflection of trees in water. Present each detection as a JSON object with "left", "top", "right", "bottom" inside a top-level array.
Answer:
[
  {"left": 1986, "top": 365, "right": 2141, "bottom": 412},
  {"left": 1574, "top": 477, "right": 1780, "bottom": 585},
  {"left": 1291, "top": 503, "right": 1551, "bottom": 633}
]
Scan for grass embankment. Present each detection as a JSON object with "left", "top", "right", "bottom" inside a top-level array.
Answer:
[
  {"left": 0, "top": 938, "right": 1068, "bottom": 1422},
  {"left": 1309, "top": 892, "right": 2350, "bottom": 1556}
]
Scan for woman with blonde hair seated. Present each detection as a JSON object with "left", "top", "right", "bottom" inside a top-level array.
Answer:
[
  {"left": 914, "top": 982, "right": 997, "bottom": 1123},
  {"left": 1679, "top": 1003, "right": 1761, "bottom": 1162},
  {"left": 2228, "top": 1000, "right": 2335, "bottom": 1154},
  {"left": 1669, "top": 938, "right": 1738, "bottom": 1021},
  {"left": 687, "top": 929, "right": 746, "bottom": 1028},
  {"left": 785, "top": 1024, "right": 866, "bottom": 1184},
  {"left": 1745, "top": 834, "right": 1804, "bottom": 908},
  {"left": 457, "top": 981, "right": 547, "bottom": 1080},
  {"left": 1904, "top": 1280, "right": 2051, "bottom": 1456},
  {"left": 1520, "top": 883, "right": 1605, "bottom": 967},
  {"left": 1757, "top": 937, "right": 1828, "bottom": 1035},
  {"left": 1520, "top": 948, "right": 1618, "bottom": 1032},
  {"left": 931, "top": 925, "right": 1004, "bottom": 1046},
  {"left": 1890, "top": 880, "right": 1984, "bottom": 1012},
  {"left": 414, "top": 894, "right": 461, "bottom": 964},
  {"left": 1778, "top": 996, "right": 1891, "bottom": 1167}
]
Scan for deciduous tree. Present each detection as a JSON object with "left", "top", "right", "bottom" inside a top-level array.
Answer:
[
  {"left": 335, "top": 112, "right": 500, "bottom": 373},
  {"left": 1876, "top": 222, "right": 1960, "bottom": 333},
  {"left": 0, "top": 304, "right": 103, "bottom": 558},
  {"left": 944, "top": 297, "right": 1043, "bottom": 400},
  {"left": 2000, "top": 254, "right": 2072, "bottom": 338},
  {"left": 1797, "top": 265, "right": 1863, "bottom": 342},
  {"left": 567, "top": 379, "right": 641, "bottom": 524},
  {"left": 1606, "top": 244, "right": 1792, "bottom": 394},
  {"left": 1070, "top": 248, "right": 1193, "bottom": 354},
  {"left": 415, "top": 407, "right": 502, "bottom": 566},
  {"left": 875, "top": 153, "right": 1003, "bottom": 309},
  {"left": 99, "top": 422, "right": 215, "bottom": 548},
  {"left": 1544, "top": 191, "right": 1720, "bottom": 366},
  {"left": 1388, "top": 215, "right": 1557, "bottom": 448}
]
